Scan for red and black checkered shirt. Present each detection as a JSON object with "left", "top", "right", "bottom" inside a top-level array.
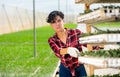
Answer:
[{"left": 48, "top": 28, "right": 86, "bottom": 76}]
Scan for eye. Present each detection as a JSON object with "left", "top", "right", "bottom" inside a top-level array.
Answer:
[
  {"left": 57, "top": 19, "right": 61, "bottom": 22},
  {"left": 51, "top": 21, "right": 55, "bottom": 23}
]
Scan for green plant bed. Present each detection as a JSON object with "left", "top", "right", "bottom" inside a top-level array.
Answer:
[
  {"left": 0, "top": 23, "right": 76, "bottom": 77},
  {"left": 80, "top": 48, "right": 120, "bottom": 58},
  {"left": 80, "top": 30, "right": 120, "bottom": 37},
  {"left": 94, "top": 22, "right": 120, "bottom": 28}
]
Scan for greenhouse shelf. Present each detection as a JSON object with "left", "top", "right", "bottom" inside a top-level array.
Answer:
[
  {"left": 77, "top": 8, "right": 120, "bottom": 24},
  {"left": 79, "top": 33, "right": 120, "bottom": 44},
  {"left": 78, "top": 56, "right": 120, "bottom": 68},
  {"left": 75, "top": 0, "right": 120, "bottom": 4}
]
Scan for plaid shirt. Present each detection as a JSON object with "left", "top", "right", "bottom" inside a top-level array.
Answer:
[{"left": 48, "top": 28, "right": 86, "bottom": 77}]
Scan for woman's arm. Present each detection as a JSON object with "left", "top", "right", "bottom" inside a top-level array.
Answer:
[{"left": 60, "top": 48, "right": 68, "bottom": 55}]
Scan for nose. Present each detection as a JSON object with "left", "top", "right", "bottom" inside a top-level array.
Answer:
[{"left": 55, "top": 22, "right": 59, "bottom": 26}]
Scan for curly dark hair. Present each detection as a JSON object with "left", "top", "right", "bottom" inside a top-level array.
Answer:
[{"left": 47, "top": 11, "right": 64, "bottom": 23}]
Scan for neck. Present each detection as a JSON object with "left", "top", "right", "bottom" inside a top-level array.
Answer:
[{"left": 57, "top": 29, "right": 67, "bottom": 38}]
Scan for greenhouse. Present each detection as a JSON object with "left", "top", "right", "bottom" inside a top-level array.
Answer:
[{"left": 0, "top": 0, "right": 120, "bottom": 77}]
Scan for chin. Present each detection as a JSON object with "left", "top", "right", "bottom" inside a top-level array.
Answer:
[{"left": 56, "top": 29, "right": 61, "bottom": 32}]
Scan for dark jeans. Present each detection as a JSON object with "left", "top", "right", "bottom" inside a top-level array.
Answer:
[{"left": 59, "top": 63, "right": 87, "bottom": 77}]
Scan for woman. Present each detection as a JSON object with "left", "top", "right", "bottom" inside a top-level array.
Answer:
[{"left": 47, "top": 10, "right": 87, "bottom": 77}]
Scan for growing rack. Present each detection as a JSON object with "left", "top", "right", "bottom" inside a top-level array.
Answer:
[{"left": 75, "top": 0, "right": 120, "bottom": 76}]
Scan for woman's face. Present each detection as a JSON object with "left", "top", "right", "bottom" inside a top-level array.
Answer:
[{"left": 50, "top": 16, "right": 64, "bottom": 32}]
